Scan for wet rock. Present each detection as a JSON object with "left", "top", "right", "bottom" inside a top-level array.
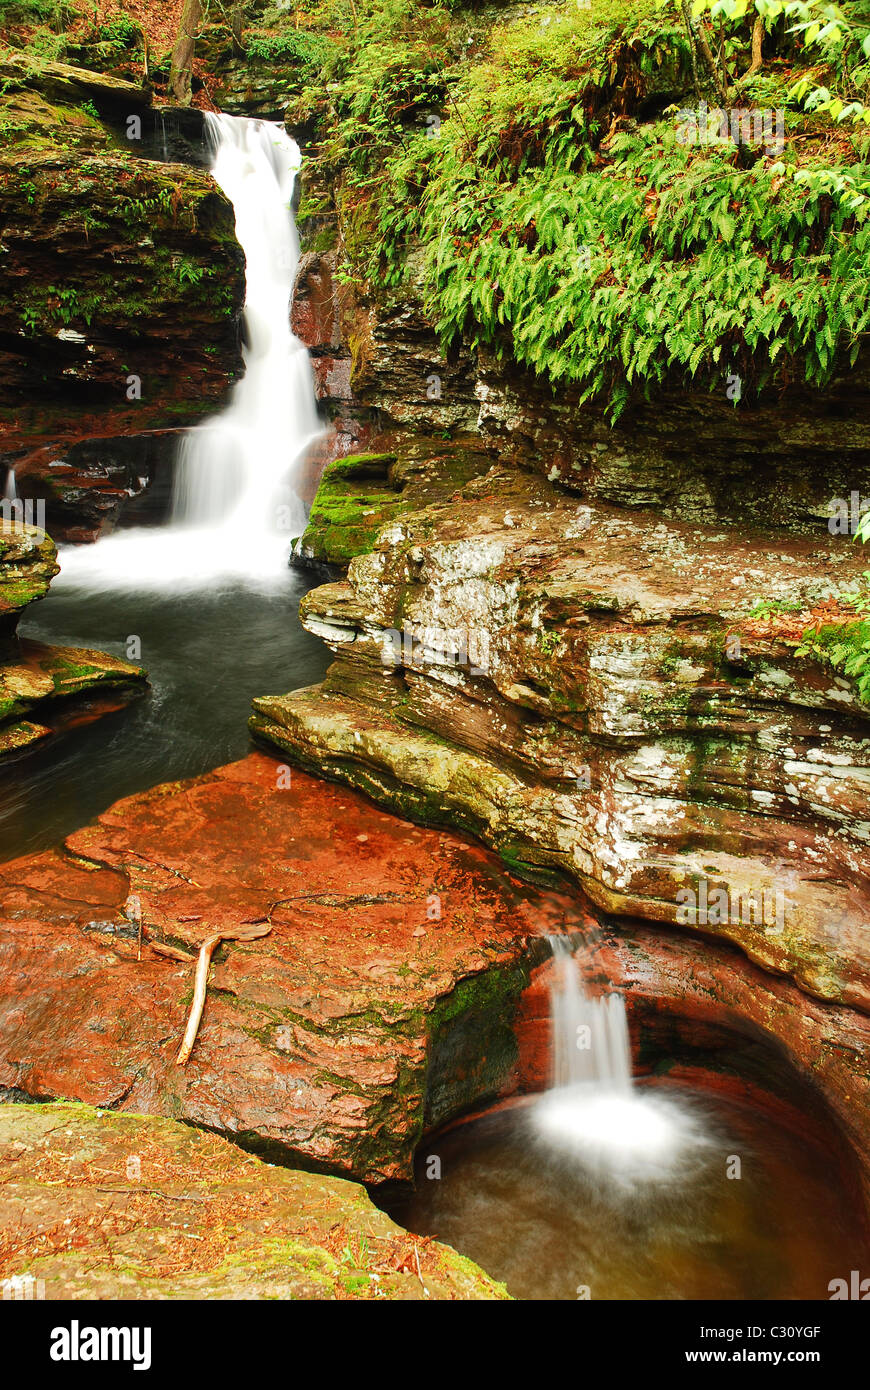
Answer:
[
  {"left": 0, "top": 63, "right": 245, "bottom": 532},
  {"left": 0, "top": 522, "right": 58, "bottom": 637},
  {"left": 0, "top": 754, "right": 575, "bottom": 1182},
  {"left": 11, "top": 430, "right": 186, "bottom": 544},
  {"left": 296, "top": 438, "right": 494, "bottom": 569},
  {"left": 0, "top": 1101, "right": 506, "bottom": 1300},
  {"left": 0, "top": 54, "right": 151, "bottom": 111},
  {"left": 252, "top": 469, "right": 870, "bottom": 1012},
  {"left": 476, "top": 347, "right": 870, "bottom": 533},
  {"left": 0, "top": 522, "right": 146, "bottom": 756}
]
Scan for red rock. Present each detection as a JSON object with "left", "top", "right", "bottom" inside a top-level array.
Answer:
[{"left": 0, "top": 753, "right": 574, "bottom": 1181}]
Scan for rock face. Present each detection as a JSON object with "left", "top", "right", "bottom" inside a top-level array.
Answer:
[
  {"left": 252, "top": 467, "right": 870, "bottom": 1015},
  {"left": 0, "top": 522, "right": 58, "bottom": 638},
  {"left": 0, "top": 522, "right": 146, "bottom": 756},
  {"left": 0, "top": 60, "right": 245, "bottom": 541},
  {"left": 13, "top": 430, "right": 187, "bottom": 545},
  {"left": 476, "top": 350, "right": 870, "bottom": 534},
  {"left": 0, "top": 1102, "right": 506, "bottom": 1300},
  {"left": 295, "top": 440, "right": 493, "bottom": 569},
  {"left": 0, "top": 754, "right": 574, "bottom": 1182}
]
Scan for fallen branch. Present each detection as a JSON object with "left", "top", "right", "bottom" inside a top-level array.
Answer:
[
  {"left": 175, "top": 923, "right": 272, "bottom": 1066},
  {"left": 148, "top": 940, "right": 196, "bottom": 964}
]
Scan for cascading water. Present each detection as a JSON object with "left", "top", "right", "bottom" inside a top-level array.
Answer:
[
  {"left": 533, "top": 935, "right": 713, "bottom": 1181},
  {"left": 60, "top": 112, "right": 321, "bottom": 588},
  {"left": 2, "top": 467, "right": 16, "bottom": 503},
  {"left": 548, "top": 934, "right": 632, "bottom": 1090}
]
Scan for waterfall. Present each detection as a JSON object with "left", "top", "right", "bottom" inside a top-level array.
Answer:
[
  {"left": 170, "top": 114, "right": 319, "bottom": 541},
  {"left": 533, "top": 936, "right": 712, "bottom": 1180},
  {"left": 548, "top": 935, "right": 632, "bottom": 1091},
  {"left": 59, "top": 113, "right": 321, "bottom": 588},
  {"left": 2, "top": 468, "right": 16, "bottom": 503}
]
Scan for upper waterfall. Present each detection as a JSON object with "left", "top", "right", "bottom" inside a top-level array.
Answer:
[{"left": 59, "top": 113, "right": 321, "bottom": 588}]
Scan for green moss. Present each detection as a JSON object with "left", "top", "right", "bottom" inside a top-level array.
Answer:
[{"left": 300, "top": 462, "right": 409, "bottom": 566}]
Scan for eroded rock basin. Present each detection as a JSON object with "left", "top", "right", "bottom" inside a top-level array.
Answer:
[{"left": 384, "top": 1081, "right": 869, "bottom": 1301}]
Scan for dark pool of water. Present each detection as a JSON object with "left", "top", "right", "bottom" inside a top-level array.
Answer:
[
  {"left": 0, "top": 571, "right": 330, "bottom": 861},
  {"left": 382, "top": 1086, "right": 869, "bottom": 1301}
]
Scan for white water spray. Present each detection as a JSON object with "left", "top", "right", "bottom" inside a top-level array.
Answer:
[
  {"left": 60, "top": 113, "right": 321, "bottom": 588},
  {"left": 533, "top": 936, "right": 713, "bottom": 1181},
  {"left": 3, "top": 467, "right": 16, "bottom": 503}
]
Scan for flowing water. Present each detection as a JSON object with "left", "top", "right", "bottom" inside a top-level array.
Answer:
[
  {"left": 59, "top": 113, "right": 321, "bottom": 590},
  {"left": 382, "top": 936, "right": 869, "bottom": 1298},
  {"left": 533, "top": 936, "right": 713, "bottom": 1181},
  {"left": 0, "top": 114, "right": 330, "bottom": 860},
  {"left": 385, "top": 1091, "right": 867, "bottom": 1300}
]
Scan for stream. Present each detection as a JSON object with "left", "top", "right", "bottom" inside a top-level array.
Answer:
[{"left": 0, "top": 571, "right": 329, "bottom": 861}]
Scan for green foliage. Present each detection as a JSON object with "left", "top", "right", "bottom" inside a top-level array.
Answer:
[
  {"left": 537, "top": 629, "right": 564, "bottom": 655},
  {"left": 691, "top": 0, "right": 870, "bottom": 123},
  {"left": 748, "top": 596, "right": 804, "bottom": 616},
  {"left": 96, "top": 14, "right": 140, "bottom": 47},
  {"left": 173, "top": 256, "right": 206, "bottom": 287},
  {"left": 312, "top": 0, "right": 870, "bottom": 414},
  {"left": 795, "top": 569, "right": 870, "bottom": 703},
  {"left": 243, "top": 28, "right": 336, "bottom": 74},
  {"left": 0, "top": 0, "right": 72, "bottom": 23},
  {"left": 375, "top": 115, "right": 870, "bottom": 413}
]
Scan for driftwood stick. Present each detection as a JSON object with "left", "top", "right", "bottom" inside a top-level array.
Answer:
[
  {"left": 175, "top": 923, "right": 272, "bottom": 1066},
  {"left": 148, "top": 940, "right": 196, "bottom": 964}
]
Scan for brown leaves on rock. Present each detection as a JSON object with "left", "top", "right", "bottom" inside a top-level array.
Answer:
[{"left": 739, "top": 598, "right": 861, "bottom": 646}]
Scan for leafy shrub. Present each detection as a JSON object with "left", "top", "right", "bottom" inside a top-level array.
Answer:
[
  {"left": 243, "top": 29, "right": 336, "bottom": 74},
  {"left": 323, "top": 0, "right": 870, "bottom": 415},
  {"left": 0, "top": 0, "right": 72, "bottom": 23}
]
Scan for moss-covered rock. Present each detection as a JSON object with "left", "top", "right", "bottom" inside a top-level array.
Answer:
[
  {"left": 0, "top": 54, "right": 244, "bottom": 476},
  {"left": 0, "top": 521, "right": 58, "bottom": 636},
  {"left": 0, "top": 1102, "right": 508, "bottom": 1300},
  {"left": 297, "top": 439, "right": 494, "bottom": 568},
  {"left": 0, "top": 521, "right": 147, "bottom": 755}
]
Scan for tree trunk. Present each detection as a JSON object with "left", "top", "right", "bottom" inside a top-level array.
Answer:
[
  {"left": 745, "top": 15, "right": 764, "bottom": 79},
  {"left": 231, "top": 2, "right": 244, "bottom": 49},
  {"left": 681, "top": 1, "right": 729, "bottom": 104},
  {"left": 169, "top": 0, "right": 203, "bottom": 108}
]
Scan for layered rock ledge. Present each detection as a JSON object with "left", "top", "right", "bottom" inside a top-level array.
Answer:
[
  {"left": 0, "top": 522, "right": 146, "bottom": 757},
  {"left": 251, "top": 467, "right": 870, "bottom": 1014},
  {"left": 2, "top": 751, "right": 867, "bottom": 1209}
]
